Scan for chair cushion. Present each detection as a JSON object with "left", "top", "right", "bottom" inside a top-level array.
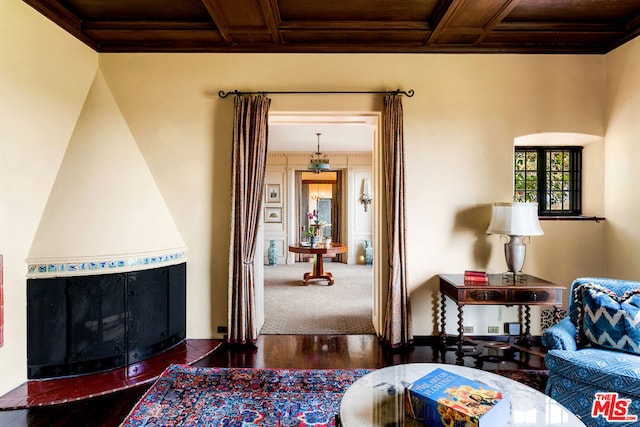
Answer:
[
  {"left": 575, "top": 282, "right": 640, "bottom": 355},
  {"left": 545, "top": 348, "right": 640, "bottom": 396},
  {"left": 546, "top": 373, "right": 640, "bottom": 427}
]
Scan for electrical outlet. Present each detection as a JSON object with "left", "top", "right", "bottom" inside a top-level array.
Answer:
[
  {"left": 217, "top": 326, "right": 228, "bottom": 334},
  {"left": 488, "top": 326, "right": 499, "bottom": 334},
  {"left": 505, "top": 322, "right": 521, "bottom": 335},
  {"left": 463, "top": 326, "right": 474, "bottom": 334}
]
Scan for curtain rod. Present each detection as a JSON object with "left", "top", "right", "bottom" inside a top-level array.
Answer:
[{"left": 217, "top": 89, "right": 414, "bottom": 99}]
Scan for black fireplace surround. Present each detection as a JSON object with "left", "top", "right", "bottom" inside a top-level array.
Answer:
[{"left": 27, "top": 263, "right": 186, "bottom": 379}]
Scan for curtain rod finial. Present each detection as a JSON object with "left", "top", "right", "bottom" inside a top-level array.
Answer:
[{"left": 395, "top": 89, "right": 414, "bottom": 97}]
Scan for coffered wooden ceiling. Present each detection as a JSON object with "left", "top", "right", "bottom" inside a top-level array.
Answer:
[{"left": 24, "top": 0, "right": 640, "bottom": 54}]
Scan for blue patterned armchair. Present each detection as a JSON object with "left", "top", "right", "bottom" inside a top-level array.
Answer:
[{"left": 542, "top": 277, "right": 640, "bottom": 427}]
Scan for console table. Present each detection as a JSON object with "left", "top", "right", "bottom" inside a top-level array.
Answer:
[
  {"left": 439, "top": 274, "right": 565, "bottom": 365},
  {"left": 288, "top": 244, "right": 348, "bottom": 285}
]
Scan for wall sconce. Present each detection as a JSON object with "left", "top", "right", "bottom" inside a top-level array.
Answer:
[{"left": 359, "top": 178, "right": 372, "bottom": 212}]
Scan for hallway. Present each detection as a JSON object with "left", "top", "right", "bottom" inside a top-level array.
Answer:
[{"left": 261, "top": 262, "right": 375, "bottom": 335}]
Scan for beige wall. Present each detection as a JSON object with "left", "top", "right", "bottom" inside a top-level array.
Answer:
[
  {"left": 98, "top": 52, "right": 607, "bottom": 340},
  {"left": 4, "top": 0, "right": 632, "bottom": 396},
  {"left": 604, "top": 36, "right": 640, "bottom": 280},
  {"left": 27, "top": 70, "right": 186, "bottom": 268},
  {"left": 0, "top": 1, "right": 97, "bottom": 393}
]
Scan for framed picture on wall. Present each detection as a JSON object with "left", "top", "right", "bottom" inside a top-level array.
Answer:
[
  {"left": 265, "top": 184, "right": 281, "bottom": 203},
  {"left": 265, "top": 207, "right": 282, "bottom": 223}
]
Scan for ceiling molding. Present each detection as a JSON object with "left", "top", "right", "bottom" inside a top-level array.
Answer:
[{"left": 22, "top": 0, "right": 640, "bottom": 54}]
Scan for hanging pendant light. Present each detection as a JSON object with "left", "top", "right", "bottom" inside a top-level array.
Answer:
[{"left": 307, "top": 133, "right": 330, "bottom": 173}]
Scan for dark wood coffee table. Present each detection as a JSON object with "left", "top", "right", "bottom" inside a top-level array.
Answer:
[{"left": 288, "top": 244, "right": 348, "bottom": 285}]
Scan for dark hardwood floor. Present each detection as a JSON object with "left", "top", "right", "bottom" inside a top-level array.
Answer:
[{"left": 0, "top": 334, "right": 547, "bottom": 427}]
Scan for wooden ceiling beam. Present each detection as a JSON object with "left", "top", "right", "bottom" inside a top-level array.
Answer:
[
  {"left": 259, "top": 0, "right": 282, "bottom": 44},
  {"left": 199, "top": 0, "right": 233, "bottom": 44},
  {"left": 475, "top": 0, "right": 522, "bottom": 44},
  {"left": 83, "top": 21, "right": 216, "bottom": 31},
  {"left": 626, "top": 12, "right": 640, "bottom": 31},
  {"left": 497, "top": 22, "right": 625, "bottom": 33},
  {"left": 611, "top": 13, "right": 640, "bottom": 50},
  {"left": 424, "top": 0, "right": 466, "bottom": 46},
  {"left": 279, "top": 21, "right": 431, "bottom": 31},
  {"left": 94, "top": 40, "right": 601, "bottom": 54},
  {"left": 19, "top": 0, "right": 640, "bottom": 54},
  {"left": 22, "top": 0, "right": 100, "bottom": 50}
]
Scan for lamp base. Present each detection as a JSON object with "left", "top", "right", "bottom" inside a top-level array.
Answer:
[
  {"left": 502, "top": 271, "right": 527, "bottom": 284},
  {"left": 504, "top": 235, "right": 527, "bottom": 274}
]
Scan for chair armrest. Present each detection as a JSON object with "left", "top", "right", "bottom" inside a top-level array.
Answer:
[{"left": 541, "top": 318, "right": 577, "bottom": 351}]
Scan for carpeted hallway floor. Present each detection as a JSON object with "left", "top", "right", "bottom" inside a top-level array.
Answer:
[{"left": 260, "top": 262, "right": 376, "bottom": 335}]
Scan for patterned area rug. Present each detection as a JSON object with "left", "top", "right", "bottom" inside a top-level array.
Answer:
[
  {"left": 121, "top": 365, "right": 548, "bottom": 426},
  {"left": 121, "top": 365, "right": 372, "bottom": 426}
]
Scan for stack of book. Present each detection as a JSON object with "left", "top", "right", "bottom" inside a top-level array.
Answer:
[{"left": 464, "top": 270, "right": 488, "bottom": 283}]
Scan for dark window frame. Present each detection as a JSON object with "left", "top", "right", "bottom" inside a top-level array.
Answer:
[{"left": 514, "top": 146, "right": 582, "bottom": 216}]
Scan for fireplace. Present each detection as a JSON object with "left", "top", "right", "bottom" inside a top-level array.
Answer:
[
  {"left": 19, "top": 72, "right": 192, "bottom": 381},
  {"left": 27, "top": 263, "right": 186, "bottom": 379}
]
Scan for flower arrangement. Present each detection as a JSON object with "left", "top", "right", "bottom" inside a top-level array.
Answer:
[{"left": 304, "top": 210, "right": 325, "bottom": 238}]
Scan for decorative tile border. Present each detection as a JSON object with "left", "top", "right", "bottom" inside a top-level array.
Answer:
[{"left": 27, "top": 250, "right": 186, "bottom": 278}]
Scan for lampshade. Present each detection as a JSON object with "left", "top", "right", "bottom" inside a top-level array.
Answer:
[{"left": 486, "top": 202, "right": 543, "bottom": 236}]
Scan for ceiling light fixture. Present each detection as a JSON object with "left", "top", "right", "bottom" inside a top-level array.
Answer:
[{"left": 307, "top": 133, "right": 330, "bottom": 173}]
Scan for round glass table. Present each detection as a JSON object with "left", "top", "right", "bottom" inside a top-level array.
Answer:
[{"left": 339, "top": 363, "right": 585, "bottom": 426}]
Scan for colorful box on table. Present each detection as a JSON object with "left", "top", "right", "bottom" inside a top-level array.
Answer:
[{"left": 405, "top": 368, "right": 510, "bottom": 426}]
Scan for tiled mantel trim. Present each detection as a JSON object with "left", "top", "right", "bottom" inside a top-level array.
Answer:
[{"left": 26, "top": 249, "right": 187, "bottom": 278}]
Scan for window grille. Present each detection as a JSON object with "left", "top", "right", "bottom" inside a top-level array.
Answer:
[{"left": 514, "top": 146, "right": 582, "bottom": 216}]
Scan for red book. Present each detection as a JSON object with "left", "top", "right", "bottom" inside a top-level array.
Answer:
[
  {"left": 464, "top": 276, "right": 488, "bottom": 283},
  {"left": 464, "top": 270, "right": 487, "bottom": 277}
]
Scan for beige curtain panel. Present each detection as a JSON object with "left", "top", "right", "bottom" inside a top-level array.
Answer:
[
  {"left": 228, "top": 94, "right": 271, "bottom": 344},
  {"left": 382, "top": 94, "right": 414, "bottom": 348},
  {"left": 331, "top": 170, "right": 343, "bottom": 262}
]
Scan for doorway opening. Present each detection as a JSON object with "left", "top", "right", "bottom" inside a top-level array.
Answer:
[
  {"left": 258, "top": 112, "right": 382, "bottom": 335},
  {"left": 296, "top": 171, "right": 338, "bottom": 260}
]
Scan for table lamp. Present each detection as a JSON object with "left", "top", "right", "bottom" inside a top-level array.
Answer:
[{"left": 486, "top": 202, "right": 543, "bottom": 277}]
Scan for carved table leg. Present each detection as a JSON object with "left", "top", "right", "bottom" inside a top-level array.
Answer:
[
  {"left": 456, "top": 304, "right": 464, "bottom": 365},
  {"left": 439, "top": 293, "right": 447, "bottom": 359},
  {"left": 440, "top": 294, "right": 447, "bottom": 342},
  {"left": 520, "top": 305, "right": 532, "bottom": 347}
]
